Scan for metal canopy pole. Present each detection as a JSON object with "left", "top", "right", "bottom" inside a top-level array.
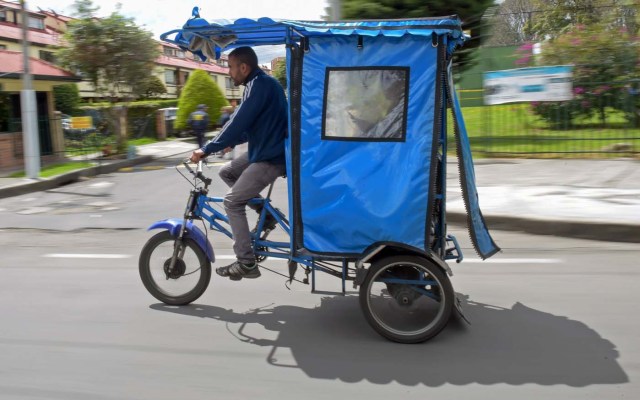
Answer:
[{"left": 20, "top": 0, "right": 40, "bottom": 179}]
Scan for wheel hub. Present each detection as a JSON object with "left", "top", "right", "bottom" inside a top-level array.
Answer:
[
  {"left": 391, "top": 285, "right": 420, "bottom": 307},
  {"left": 164, "top": 258, "right": 186, "bottom": 279}
]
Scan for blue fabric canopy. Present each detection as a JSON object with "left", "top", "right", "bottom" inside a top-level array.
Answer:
[{"left": 160, "top": 9, "right": 466, "bottom": 61}]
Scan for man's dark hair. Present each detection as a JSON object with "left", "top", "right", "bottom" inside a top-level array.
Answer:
[{"left": 229, "top": 46, "right": 259, "bottom": 70}]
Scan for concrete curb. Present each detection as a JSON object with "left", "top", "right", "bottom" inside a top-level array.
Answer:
[
  {"left": 447, "top": 212, "right": 640, "bottom": 244},
  {"left": 0, "top": 155, "right": 153, "bottom": 200}
]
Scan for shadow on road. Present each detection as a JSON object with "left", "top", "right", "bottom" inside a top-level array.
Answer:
[{"left": 150, "top": 295, "right": 628, "bottom": 386}]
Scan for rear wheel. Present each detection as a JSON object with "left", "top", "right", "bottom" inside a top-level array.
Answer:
[
  {"left": 359, "top": 255, "right": 453, "bottom": 343},
  {"left": 139, "top": 231, "right": 211, "bottom": 305}
]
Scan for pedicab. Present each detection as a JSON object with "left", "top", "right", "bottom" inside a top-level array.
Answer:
[{"left": 138, "top": 8, "right": 500, "bottom": 343}]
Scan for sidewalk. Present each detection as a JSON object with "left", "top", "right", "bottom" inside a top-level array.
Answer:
[
  {"left": 445, "top": 158, "right": 640, "bottom": 243},
  {"left": 1, "top": 138, "right": 638, "bottom": 243}
]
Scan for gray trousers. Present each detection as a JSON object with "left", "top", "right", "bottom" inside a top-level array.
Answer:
[{"left": 219, "top": 152, "right": 286, "bottom": 264}]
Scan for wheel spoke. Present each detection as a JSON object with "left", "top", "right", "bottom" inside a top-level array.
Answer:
[{"left": 139, "top": 231, "right": 211, "bottom": 305}]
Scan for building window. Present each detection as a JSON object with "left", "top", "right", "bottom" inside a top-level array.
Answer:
[
  {"left": 39, "top": 50, "right": 55, "bottom": 63},
  {"left": 176, "top": 50, "right": 185, "bottom": 58},
  {"left": 0, "top": 45, "right": 6, "bottom": 50},
  {"left": 163, "top": 47, "right": 174, "bottom": 57},
  {"left": 28, "top": 16, "right": 45, "bottom": 30},
  {"left": 164, "top": 70, "right": 176, "bottom": 84},
  {"left": 1, "top": 10, "right": 17, "bottom": 24},
  {"left": 225, "top": 77, "right": 234, "bottom": 89}
]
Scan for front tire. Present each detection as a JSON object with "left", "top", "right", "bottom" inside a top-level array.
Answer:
[
  {"left": 139, "top": 231, "right": 211, "bottom": 305},
  {"left": 359, "top": 255, "right": 454, "bottom": 343}
]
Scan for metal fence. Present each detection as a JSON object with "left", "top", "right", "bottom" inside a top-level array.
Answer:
[
  {"left": 460, "top": 104, "right": 640, "bottom": 158},
  {"left": 455, "top": 59, "right": 640, "bottom": 158},
  {"left": 7, "top": 116, "right": 55, "bottom": 156},
  {"left": 455, "top": 88, "right": 640, "bottom": 158}
]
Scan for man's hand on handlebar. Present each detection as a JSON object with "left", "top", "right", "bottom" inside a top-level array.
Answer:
[{"left": 190, "top": 149, "right": 206, "bottom": 163}]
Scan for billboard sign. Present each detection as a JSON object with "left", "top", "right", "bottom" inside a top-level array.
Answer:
[{"left": 483, "top": 65, "right": 573, "bottom": 105}]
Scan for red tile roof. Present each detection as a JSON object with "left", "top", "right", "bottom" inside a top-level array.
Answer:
[
  {"left": 0, "top": 1, "right": 63, "bottom": 45},
  {"left": 0, "top": 0, "right": 22, "bottom": 12},
  {"left": 39, "top": 9, "right": 73, "bottom": 23},
  {"left": 0, "top": 50, "right": 80, "bottom": 80},
  {"left": 0, "top": 23, "right": 62, "bottom": 46}
]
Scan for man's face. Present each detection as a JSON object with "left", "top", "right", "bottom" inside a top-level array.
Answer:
[{"left": 228, "top": 56, "right": 248, "bottom": 86}]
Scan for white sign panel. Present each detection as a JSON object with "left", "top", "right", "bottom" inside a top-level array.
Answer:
[{"left": 483, "top": 65, "right": 573, "bottom": 105}]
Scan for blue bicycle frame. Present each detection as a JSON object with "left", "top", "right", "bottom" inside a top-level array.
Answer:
[
  {"left": 146, "top": 160, "right": 367, "bottom": 292},
  {"left": 147, "top": 160, "right": 465, "bottom": 295}
]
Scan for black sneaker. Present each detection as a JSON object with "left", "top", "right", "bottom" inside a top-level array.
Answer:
[{"left": 216, "top": 261, "right": 261, "bottom": 281}]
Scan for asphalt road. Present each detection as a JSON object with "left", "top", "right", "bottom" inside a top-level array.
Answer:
[{"left": 0, "top": 157, "right": 637, "bottom": 399}]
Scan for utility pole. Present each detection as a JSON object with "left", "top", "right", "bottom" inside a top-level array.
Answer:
[
  {"left": 20, "top": 0, "right": 40, "bottom": 179},
  {"left": 329, "top": 0, "right": 342, "bottom": 20}
]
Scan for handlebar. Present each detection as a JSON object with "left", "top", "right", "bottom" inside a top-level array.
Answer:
[{"left": 182, "top": 158, "right": 212, "bottom": 187}]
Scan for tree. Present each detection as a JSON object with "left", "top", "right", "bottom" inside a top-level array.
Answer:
[
  {"left": 527, "top": 0, "right": 639, "bottom": 40},
  {"left": 57, "top": 0, "right": 161, "bottom": 152},
  {"left": 532, "top": 23, "right": 640, "bottom": 127},
  {"left": 340, "top": 0, "right": 495, "bottom": 71},
  {"left": 58, "top": 0, "right": 160, "bottom": 100},
  {"left": 53, "top": 83, "right": 80, "bottom": 115},
  {"left": 174, "top": 69, "right": 229, "bottom": 132},
  {"left": 522, "top": 1, "right": 640, "bottom": 127},
  {"left": 485, "top": 0, "right": 536, "bottom": 46},
  {"left": 273, "top": 59, "right": 287, "bottom": 90},
  {"left": 135, "top": 76, "right": 167, "bottom": 99}
]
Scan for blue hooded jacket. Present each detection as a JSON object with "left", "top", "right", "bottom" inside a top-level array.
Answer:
[{"left": 202, "top": 68, "right": 287, "bottom": 164}]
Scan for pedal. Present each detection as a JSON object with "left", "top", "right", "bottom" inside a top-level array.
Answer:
[{"left": 287, "top": 261, "right": 298, "bottom": 283}]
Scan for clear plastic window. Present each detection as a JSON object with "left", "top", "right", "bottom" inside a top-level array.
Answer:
[{"left": 322, "top": 67, "right": 409, "bottom": 141}]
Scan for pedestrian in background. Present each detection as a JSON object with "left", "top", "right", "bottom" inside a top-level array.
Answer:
[
  {"left": 187, "top": 104, "right": 209, "bottom": 148},
  {"left": 217, "top": 105, "right": 234, "bottom": 129},
  {"left": 215, "top": 106, "right": 234, "bottom": 158}
]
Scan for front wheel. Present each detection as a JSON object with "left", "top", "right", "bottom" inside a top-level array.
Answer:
[
  {"left": 359, "top": 255, "right": 454, "bottom": 343},
  {"left": 139, "top": 231, "right": 211, "bottom": 305}
]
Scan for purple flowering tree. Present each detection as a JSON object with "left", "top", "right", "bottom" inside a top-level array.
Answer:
[{"left": 532, "top": 23, "right": 640, "bottom": 127}]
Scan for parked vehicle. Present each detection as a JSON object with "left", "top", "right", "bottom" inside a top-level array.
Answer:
[{"left": 60, "top": 114, "right": 72, "bottom": 130}]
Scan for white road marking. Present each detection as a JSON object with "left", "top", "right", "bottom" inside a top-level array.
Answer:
[
  {"left": 43, "top": 254, "right": 132, "bottom": 259},
  {"left": 17, "top": 207, "right": 53, "bottom": 215},
  {"left": 216, "top": 255, "right": 286, "bottom": 262},
  {"left": 214, "top": 255, "right": 562, "bottom": 264},
  {"left": 41, "top": 253, "right": 560, "bottom": 264},
  {"left": 88, "top": 182, "right": 114, "bottom": 188},
  {"left": 461, "top": 258, "right": 562, "bottom": 264}
]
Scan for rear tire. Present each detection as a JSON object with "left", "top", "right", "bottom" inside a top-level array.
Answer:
[
  {"left": 139, "top": 231, "right": 211, "bottom": 305},
  {"left": 359, "top": 255, "right": 453, "bottom": 343}
]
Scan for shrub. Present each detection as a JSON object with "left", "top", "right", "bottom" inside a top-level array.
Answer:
[
  {"left": 530, "top": 101, "right": 578, "bottom": 129},
  {"left": 174, "top": 69, "right": 228, "bottom": 132},
  {"left": 533, "top": 23, "right": 640, "bottom": 127},
  {"left": 53, "top": 84, "right": 80, "bottom": 115}
]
